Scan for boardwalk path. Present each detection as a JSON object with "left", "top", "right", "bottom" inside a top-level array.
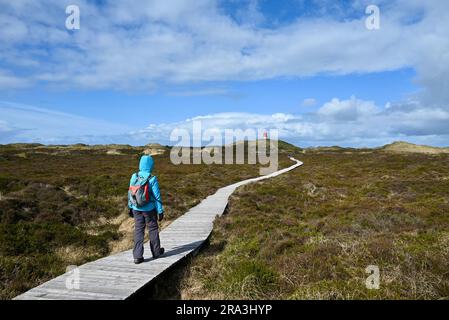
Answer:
[{"left": 15, "top": 158, "right": 303, "bottom": 300}]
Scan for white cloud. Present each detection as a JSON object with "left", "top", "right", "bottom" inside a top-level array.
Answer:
[
  {"left": 317, "top": 96, "right": 379, "bottom": 121},
  {"left": 0, "top": 0, "right": 448, "bottom": 109},
  {"left": 0, "top": 70, "right": 31, "bottom": 89},
  {"left": 1, "top": 1, "right": 449, "bottom": 147},
  {"left": 167, "top": 87, "right": 242, "bottom": 99},
  {"left": 1, "top": 97, "right": 449, "bottom": 147},
  {"left": 0, "top": 13, "right": 28, "bottom": 42},
  {"left": 133, "top": 97, "right": 449, "bottom": 147},
  {"left": 302, "top": 98, "right": 317, "bottom": 107}
]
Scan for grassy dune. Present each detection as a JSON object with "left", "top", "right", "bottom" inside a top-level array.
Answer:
[
  {"left": 176, "top": 148, "right": 449, "bottom": 300},
  {"left": 0, "top": 143, "right": 288, "bottom": 299}
]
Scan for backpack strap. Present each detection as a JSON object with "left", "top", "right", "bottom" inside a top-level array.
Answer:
[
  {"left": 135, "top": 173, "right": 162, "bottom": 204},
  {"left": 147, "top": 175, "right": 163, "bottom": 204}
]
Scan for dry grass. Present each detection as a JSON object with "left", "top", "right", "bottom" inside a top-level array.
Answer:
[{"left": 382, "top": 141, "right": 449, "bottom": 154}]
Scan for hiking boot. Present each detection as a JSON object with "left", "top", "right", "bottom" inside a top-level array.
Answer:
[
  {"left": 153, "top": 248, "right": 165, "bottom": 259},
  {"left": 134, "top": 257, "right": 144, "bottom": 264}
]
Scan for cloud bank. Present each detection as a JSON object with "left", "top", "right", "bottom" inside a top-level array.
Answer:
[
  {"left": 0, "top": 0, "right": 448, "bottom": 146},
  {"left": 2, "top": 97, "right": 448, "bottom": 147},
  {"left": 0, "top": 0, "right": 447, "bottom": 102},
  {"left": 134, "top": 96, "right": 449, "bottom": 147}
]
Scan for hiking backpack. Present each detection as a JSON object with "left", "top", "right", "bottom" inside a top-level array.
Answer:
[{"left": 128, "top": 173, "right": 153, "bottom": 208}]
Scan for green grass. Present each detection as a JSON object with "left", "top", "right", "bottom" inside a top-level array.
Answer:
[{"left": 177, "top": 149, "right": 449, "bottom": 300}]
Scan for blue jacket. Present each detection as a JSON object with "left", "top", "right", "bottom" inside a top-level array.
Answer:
[{"left": 128, "top": 155, "right": 164, "bottom": 214}]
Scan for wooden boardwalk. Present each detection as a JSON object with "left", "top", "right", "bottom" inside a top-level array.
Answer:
[{"left": 14, "top": 158, "right": 303, "bottom": 300}]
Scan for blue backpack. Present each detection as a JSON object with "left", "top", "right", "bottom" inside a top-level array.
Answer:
[{"left": 128, "top": 173, "right": 152, "bottom": 208}]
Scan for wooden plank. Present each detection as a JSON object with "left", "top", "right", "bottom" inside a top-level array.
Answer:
[{"left": 14, "top": 158, "right": 302, "bottom": 300}]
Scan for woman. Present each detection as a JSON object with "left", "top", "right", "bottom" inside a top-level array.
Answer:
[{"left": 128, "top": 155, "right": 165, "bottom": 264}]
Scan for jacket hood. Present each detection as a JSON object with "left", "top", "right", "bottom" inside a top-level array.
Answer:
[{"left": 139, "top": 155, "right": 154, "bottom": 174}]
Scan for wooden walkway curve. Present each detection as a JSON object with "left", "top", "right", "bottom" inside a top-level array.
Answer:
[{"left": 14, "top": 158, "right": 303, "bottom": 300}]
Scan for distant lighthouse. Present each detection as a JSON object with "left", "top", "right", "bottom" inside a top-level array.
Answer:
[{"left": 263, "top": 131, "right": 268, "bottom": 140}]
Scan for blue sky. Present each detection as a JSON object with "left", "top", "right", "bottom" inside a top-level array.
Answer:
[
  {"left": 0, "top": 0, "right": 448, "bottom": 147},
  {"left": 0, "top": 69, "right": 417, "bottom": 126}
]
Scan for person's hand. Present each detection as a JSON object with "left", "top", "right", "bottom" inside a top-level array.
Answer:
[
  {"left": 158, "top": 213, "right": 164, "bottom": 222},
  {"left": 128, "top": 208, "right": 134, "bottom": 218}
]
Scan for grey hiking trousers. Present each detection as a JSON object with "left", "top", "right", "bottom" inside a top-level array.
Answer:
[{"left": 133, "top": 210, "right": 161, "bottom": 259}]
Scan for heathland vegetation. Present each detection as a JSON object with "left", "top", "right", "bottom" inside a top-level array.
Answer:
[
  {"left": 166, "top": 145, "right": 449, "bottom": 299},
  {"left": 0, "top": 142, "right": 292, "bottom": 299},
  {"left": 1, "top": 141, "right": 448, "bottom": 300}
]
